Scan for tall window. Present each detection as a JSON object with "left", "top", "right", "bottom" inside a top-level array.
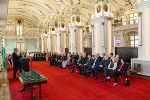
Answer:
[
  {"left": 130, "top": 13, "right": 138, "bottom": 24},
  {"left": 130, "top": 35, "right": 138, "bottom": 47},
  {"left": 122, "top": 16, "right": 126, "bottom": 25},
  {"left": 17, "top": 25, "right": 23, "bottom": 36}
]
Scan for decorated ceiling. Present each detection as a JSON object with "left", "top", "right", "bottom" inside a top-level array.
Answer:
[{"left": 7, "top": 0, "right": 137, "bottom": 28}]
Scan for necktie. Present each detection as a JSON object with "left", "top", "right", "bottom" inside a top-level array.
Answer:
[{"left": 93, "top": 58, "right": 97, "bottom": 66}]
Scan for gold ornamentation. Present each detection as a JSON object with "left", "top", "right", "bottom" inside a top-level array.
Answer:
[
  {"left": 107, "top": 17, "right": 112, "bottom": 20},
  {"left": 76, "top": 16, "right": 80, "bottom": 23},
  {"left": 138, "top": 12, "right": 142, "bottom": 17},
  {"left": 102, "top": 22, "right": 104, "bottom": 25},
  {"left": 103, "top": 4, "right": 108, "bottom": 12},
  {"left": 91, "top": 25, "right": 94, "bottom": 28},
  {"left": 97, "top": 5, "right": 101, "bottom": 13},
  {"left": 72, "top": 17, "right": 75, "bottom": 23},
  {"left": 74, "top": 29, "right": 76, "bottom": 32},
  {"left": 86, "top": 27, "right": 89, "bottom": 32},
  {"left": 61, "top": 23, "right": 64, "bottom": 28},
  {"left": 52, "top": 27, "right": 55, "bottom": 31}
]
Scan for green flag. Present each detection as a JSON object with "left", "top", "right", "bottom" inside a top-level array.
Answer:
[{"left": 1, "top": 46, "right": 7, "bottom": 70}]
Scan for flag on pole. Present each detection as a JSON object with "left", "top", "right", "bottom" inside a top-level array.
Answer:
[
  {"left": 1, "top": 46, "right": 7, "bottom": 70},
  {"left": 1, "top": 31, "right": 7, "bottom": 70}
]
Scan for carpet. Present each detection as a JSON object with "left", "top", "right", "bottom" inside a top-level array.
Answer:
[{"left": 8, "top": 61, "right": 150, "bottom": 100}]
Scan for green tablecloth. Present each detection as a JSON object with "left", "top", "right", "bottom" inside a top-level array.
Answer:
[{"left": 19, "top": 69, "right": 46, "bottom": 83}]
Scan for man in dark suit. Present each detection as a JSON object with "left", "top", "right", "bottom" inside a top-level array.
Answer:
[
  {"left": 71, "top": 54, "right": 82, "bottom": 74},
  {"left": 82, "top": 54, "right": 94, "bottom": 76},
  {"left": 116, "top": 55, "right": 121, "bottom": 67},
  {"left": 86, "top": 53, "right": 101, "bottom": 79},
  {"left": 12, "top": 48, "right": 22, "bottom": 80},
  {"left": 19, "top": 52, "right": 30, "bottom": 72},
  {"left": 80, "top": 53, "right": 88, "bottom": 75},
  {"left": 94, "top": 56, "right": 110, "bottom": 80},
  {"left": 109, "top": 53, "right": 113, "bottom": 62},
  {"left": 51, "top": 53, "right": 56, "bottom": 65},
  {"left": 72, "top": 52, "right": 79, "bottom": 66}
]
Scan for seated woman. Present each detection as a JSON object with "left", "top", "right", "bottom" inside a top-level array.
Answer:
[
  {"left": 113, "top": 58, "right": 128, "bottom": 86},
  {"left": 103, "top": 56, "right": 117, "bottom": 82},
  {"left": 61, "top": 53, "right": 68, "bottom": 68}
]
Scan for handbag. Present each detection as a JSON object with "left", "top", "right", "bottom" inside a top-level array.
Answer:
[{"left": 124, "top": 78, "right": 129, "bottom": 86}]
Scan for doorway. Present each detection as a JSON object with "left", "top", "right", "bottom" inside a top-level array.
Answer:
[{"left": 16, "top": 42, "right": 24, "bottom": 53}]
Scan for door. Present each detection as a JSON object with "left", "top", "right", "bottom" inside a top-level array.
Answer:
[{"left": 16, "top": 42, "right": 24, "bottom": 53}]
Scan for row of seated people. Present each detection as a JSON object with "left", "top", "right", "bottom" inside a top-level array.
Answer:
[
  {"left": 49, "top": 52, "right": 128, "bottom": 86},
  {"left": 31, "top": 52, "right": 47, "bottom": 61},
  {"left": 49, "top": 53, "right": 72, "bottom": 68}
]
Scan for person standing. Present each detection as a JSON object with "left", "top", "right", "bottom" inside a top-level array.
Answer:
[{"left": 12, "top": 48, "right": 21, "bottom": 80}]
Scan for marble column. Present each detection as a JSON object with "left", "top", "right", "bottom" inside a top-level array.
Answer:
[
  {"left": 91, "top": 25, "right": 95, "bottom": 55},
  {"left": 41, "top": 37, "right": 44, "bottom": 52},
  {"left": 69, "top": 25, "right": 77, "bottom": 53},
  {"left": 92, "top": 16, "right": 114, "bottom": 55},
  {"left": 37, "top": 38, "right": 40, "bottom": 51},
  {"left": 106, "top": 18, "right": 114, "bottom": 54},
  {"left": 69, "top": 25, "right": 83, "bottom": 53},
  {"left": 56, "top": 31, "right": 61, "bottom": 53},
  {"left": 92, "top": 17, "right": 105, "bottom": 55},
  {"left": 61, "top": 31, "right": 67, "bottom": 53},
  {"left": 137, "top": 0, "right": 150, "bottom": 58}
]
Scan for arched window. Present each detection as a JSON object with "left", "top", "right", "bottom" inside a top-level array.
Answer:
[{"left": 16, "top": 25, "right": 23, "bottom": 36}]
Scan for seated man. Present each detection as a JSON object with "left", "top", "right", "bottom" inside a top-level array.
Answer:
[
  {"left": 82, "top": 54, "right": 93, "bottom": 76},
  {"left": 57, "top": 54, "right": 63, "bottom": 67},
  {"left": 72, "top": 52, "right": 79, "bottom": 66},
  {"left": 116, "top": 54, "right": 121, "bottom": 67},
  {"left": 103, "top": 56, "right": 117, "bottom": 82},
  {"left": 81, "top": 53, "right": 88, "bottom": 75},
  {"left": 94, "top": 56, "right": 110, "bottom": 80},
  {"left": 71, "top": 54, "right": 82, "bottom": 74},
  {"left": 113, "top": 58, "right": 128, "bottom": 86},
  {"left": 86, "top": 53, "right": 101, "bottom": 79},
  {"left": 54, "top": 53, "right": 58, "bottom": 66}
]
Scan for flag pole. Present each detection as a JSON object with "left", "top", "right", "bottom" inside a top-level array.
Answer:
[
  {"left": 0, "top": 64, "right": 8, "bottom": 87},
  {"left": 0, "top": 29, "right": 8, "bottom": 87}
]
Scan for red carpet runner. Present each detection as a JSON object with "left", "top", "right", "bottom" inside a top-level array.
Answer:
[{"left": 8, "top": 61, "right": 150, "bottom": 100}]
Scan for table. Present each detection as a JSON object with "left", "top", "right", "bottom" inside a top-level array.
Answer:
[{"left": 18, "top": 69, "right": 48, "bottom": 100}]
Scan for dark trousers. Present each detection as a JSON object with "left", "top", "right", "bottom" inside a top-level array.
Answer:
[
  {"left": 71, "top": 65, "right": 81, "bottom": 74},
  {"left": 86, "top": 66, "right": 95, "bottom": 76},
  {"left": 104, "top": 68, "right": 114, "bottom": 79},
  {"left": 13, "top": 65, "right": 19, "bottom": 79},
  {"left": 50, "top": 59, "right": 55, "bottom": 65},
  {"left": 81, "top": 65, "right": 91, "bottom": 75},
  {"left": 94, "top": 66, "right": 103, "bottom": 78},
  {"left": 114, "top": 71, "right": 122, "bottom": 83}
]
